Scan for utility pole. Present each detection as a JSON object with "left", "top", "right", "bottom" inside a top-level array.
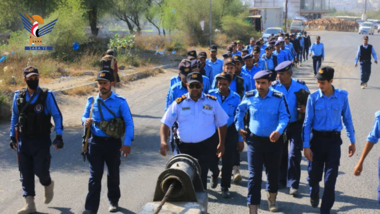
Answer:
[
  {"left": 284, "top": 0, "right": 288, "bottom": 32},
  {"left": 209, "top": 0, "right": 212, "bottom": 46},
  {"left": 364, "top": 0, "right": 367, "bottom": 14}
]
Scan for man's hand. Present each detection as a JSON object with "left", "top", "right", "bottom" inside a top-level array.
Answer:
[
  {"left": 254, "top": 63, "right": 258, "bottom": 67},
  {"left": 348, "top": 143, "right": 356, "bottom": 157},
  {"left": 269, "top": 131, "right": 281, "bottom": 143},
  {"left": 85, "top": 118, "right": 93, "bottom": 128},
  {"left": 216, "top": 143, "right": 225, "bottom": 158},
  {"left": 238, "top": 129, "right": 248, "bottom": 142},
  {"left": 375, "top": 60, "right": 378, "bottom": 64},
  {"left": 354, "top": 163, "right": 363, "bottom": 176},
  {"left": 160, "top": 141, "right": 170, "bottom": 156},
  {"left": 120, "top": 145, "right": 131, "bottom": 158},
  {"left": 304, "top": 148, "right": 313, "bottom": 161},
  {"left": 297, "top": 105, "right": 306, "bottom": 113},
  {"left": 309, "top": 53, "right": 312, "bottom": 56},
  {"left": 52, "top": 135, "right": 64, "bottom": 150},
  {"left": 355, "top": 64, "right": 358, "bottom": 67},
  {"left": 237, "top": 141, "right": 244, "bottom": 153},
  {"left": 10, "top": 137, "right": 17, "bottom": 151}
]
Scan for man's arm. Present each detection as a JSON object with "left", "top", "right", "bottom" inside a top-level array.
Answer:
[
  {"left": 121, "top": 99, "right": 134, "bottom": 146},
  {"left": 354, "top": 141, "right": 375, "bottom": 176},
  {"left": 82, "top": 97, "right": 94, "bottom": 125},
  {"left": 372, "top": 46, "right": 378, "bottom": 63},
  {"left": 10, "top": 92, "right": 19, "bottom": 138},
  {"left": 275, "top": 97, "right": 290, "bottom": 135},
  {"left": 322, "top": 44, "right": 325, "bottom": 59},
  {"left": 302, "top": 96, "right": 314, "bottom": 148},
  {"left": 46, "top": 91, "right": 64, "bottom": 135},
  {"left": 355, "top": 46, "right": 361, "bottom": 65},
  {"left": 342, "top": 94, "right": 355, "bottom": 144}
]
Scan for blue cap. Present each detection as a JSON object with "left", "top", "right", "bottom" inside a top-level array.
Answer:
[
  {"left": 243, "top": 54, "right": 253, "bottom": 60},
  {"left": 242, "top": 48, "right": 249, "bottom": 53},
  {"left": 315, "top": 66, "right": 334, "bottom": 80},
  {"left": 275, "top": 61, "right": 293, "bottom": 72},
  {"left": 253, "top": 70, "right": 273, "bottom": 80},
  {"left": 233, "top": 55, "right": 243, "bottom": 63},
  {"left": 222, "top": 52, "right": 232, "bottom": 58},
  {"left": 190, "top": 59, "right": 201, "bottom": 69},
  {"left": 96, "top": 70, "right": 114, "bottom": 82},
  {"left": 223, "top": 58, "right": 235, "bottom": 66},
  {"left": 269, "top": 40, "right": 276, "bottom": 45}
]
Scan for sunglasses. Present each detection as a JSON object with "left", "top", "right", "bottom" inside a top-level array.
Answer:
[{"left": 189, "top": 83, "right": 202, "bottom": 89}]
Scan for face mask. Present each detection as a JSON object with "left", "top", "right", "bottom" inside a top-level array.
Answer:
[{"left": 26, "top": 79, "right": 39, "bottom": 90}]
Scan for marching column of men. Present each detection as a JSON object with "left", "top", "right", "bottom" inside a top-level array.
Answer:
[{"left": 8, "top": 32, "right": 380, "bottom": 214}]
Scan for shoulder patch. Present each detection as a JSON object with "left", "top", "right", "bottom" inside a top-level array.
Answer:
[
  {"left": 245, "top": 90, "right": 255, "bottom": 97},
  {"left": 206, "top": 94, "right": 217, "bottom": 101},
  {"left": 271, "top": 80, "right": 279, "bottom": 86},
  {"left": 176, "top": 97, "right": 185, "bottom": 104},
  {"left": 375, "top": 110, "right": 380, "bottom": 118},
  {"left": 296, "top": 79, "right": 305, "bottom": 85},
  {"left": 273, "top": 91, "right": 284, "bottom": 98}
]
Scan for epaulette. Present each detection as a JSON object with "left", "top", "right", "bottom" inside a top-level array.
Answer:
[
  {"left": 87, "top": 96, "right": 94, "bottom": 101},
  {"left": 375, "top": 110, "right": 380, "bottom": 118},
  {"left": 245, "top": 90, "right": 255, "bottom": 97},
  {"left": 176, "top": 95, "right": 186, "bottom": 104},
  {"left": 273, "top": 91, "right": 284, "bottom": 98},
  {"left": 271, "top": 80, "right": 279, "bottom": 86},
  {"left": 297, "top": 79, "right": 305, "bottom": 85},
  {"left": 206, "top": 94, "right": 217, "bottom": 101},
  {"left": 115, "top": 94, "right": 126, "bottom": 100}
]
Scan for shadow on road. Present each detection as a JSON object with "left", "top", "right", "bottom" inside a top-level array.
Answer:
[
  {"left": 48, "top": 207, "right": 74, "bottom": 214},
  {"left": 132, "top": 114, "right": 162, "bottom": 119}
]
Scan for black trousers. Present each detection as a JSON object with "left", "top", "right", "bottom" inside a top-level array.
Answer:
[
  {"left": 85, "top": 136, "right": 122, "bottom": 213},
  {"left": 312, "top": 56, "right": 323, "bottom": 75},
  {"left": 178, "top": 132, "right": 218, "bottom": 189}
]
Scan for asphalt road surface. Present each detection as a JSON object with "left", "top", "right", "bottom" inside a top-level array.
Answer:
[{"left": 1, "top": 31, "right": 380, "bottom": 214}]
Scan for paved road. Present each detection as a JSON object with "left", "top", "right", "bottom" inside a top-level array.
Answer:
[{"left": 1, "top": 31, "right": 380, "bottom": 214}]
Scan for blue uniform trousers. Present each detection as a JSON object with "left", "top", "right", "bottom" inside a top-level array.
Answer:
[
  {"left": 360, "top": 61, "right": 372, "bottom": 85},
  {"left": 298, "top": 48, "right": 303, "bottom": 63},
  {"left": 279, "top": 121, "right": 303, "bottom": 189},
  {"left": 18, "top": 134, "right": 52, "bottom": 197},
  {"left": 178, "top": 132, "right": 218, "bottom": 189},
  {"left": 307, "top": 132, "right": 342, "bottom": 214},
  {"left": 312, "top": 56, "right": 323, "bottom": 75},
  {"left": 209, "top": 125, "right": 239, "bottom": 190},
  {"left": 378, "top": 157, "right": 380, "bottom": 203},
  {"left": 85, "top": 136, "right": 122, "bottom": 213},
  {"left": 247, "top": 134, "right": 283, "bottom": 205}
]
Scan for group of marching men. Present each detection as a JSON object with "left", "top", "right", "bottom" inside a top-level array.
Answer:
[{"left": 159, "top": 34, "right": 380, "bottom": 214}]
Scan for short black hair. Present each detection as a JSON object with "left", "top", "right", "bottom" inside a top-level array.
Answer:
[{"left": 316, "top": 36, "right": 321, "bottom": 39}]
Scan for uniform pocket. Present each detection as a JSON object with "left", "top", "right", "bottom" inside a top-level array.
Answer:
[{"left": 315, "top": 107, "right": 327, "bottom": 118}]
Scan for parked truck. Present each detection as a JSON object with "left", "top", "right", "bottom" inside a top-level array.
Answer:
[
  {"left": 290, "top": 19, "right": 305, "bottom": 34},
  {"left": 248, "top": 7, "right": 283, "bottom": 31}
]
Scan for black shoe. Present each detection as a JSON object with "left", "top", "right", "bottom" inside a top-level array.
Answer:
[
  {"left": 83, "top": 210, "right": 95, "bottom": 214},
  {"left": 211, "top": 176, "right": 218, "bottom": 189},
  {"left": 310, "top": 194, "right": 320, "bottom": 208},
  {"left": 222, "top": 189, "right": 231, "bottom": 198},
  {"left": 109, "top": 203, "right": 119, "bottom": 212}
]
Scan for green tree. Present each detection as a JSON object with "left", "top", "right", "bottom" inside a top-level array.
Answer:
[{"left": 82, "top": 0, "right": 113, "bottom": 36}]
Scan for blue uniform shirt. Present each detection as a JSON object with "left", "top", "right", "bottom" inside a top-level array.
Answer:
[
  {"left": 247, "top": 45, "right": 254, "bottom": 54},
  {"left": 298, "top": 37, "right": 304, "bottom": 49},
  {"left": 309, "top": 42, "right": 325, "bottom": 58},
  {"left": 206, "top": 58, "right": 224, "bottom": 82},
  {"left": 235, "top": 88, "right": 290, "bottom": 137},
  {"left": 282, "top": 48, "right": 294, "bottom": 61},
  {"left": 232, "top": 50, "right": 241, "bottom": 57},
  {"left": 211, "top": 76, "right": 247, "bottom": 97},
  {"left": 166, "top": 82, "right": 188, "bottom": 111},
  {"left": 237, "top": 70, "right": 253, "bottom": 91},
  {"left": 203, "top": 64, "right": 213, "bottom": 84},
  {"left": 261, "top": 54, "right": 276, "bottom": 71},
  {"left": 273, "top": 50, "right": 289, "bottom": 65},
  {"left": 355, "top": 45, "right": 378, "bottom": 65},
  {"left": 208, "top": 89, "right": 241, "bottom": 127},
  {"left": 302, "top": 87, "right": 355, "bottom": 148},
  {"left": 162, "top": 93, "right": 229, "bottom": 143},
  {"left": 241, "top": 64, "right": 262, "bottom": 88},
  {"left": 367, "top": 111, "right": 380, "bottom": 144},
  {"left": 285, "top": 42, "right": 296, "bottom": 58},
  {"left": 272, "top": 79, "right": 309, "bottom": 123},
  {"left": 10, "top": 86, "right": 64, "bottom": 137},
  {"left": 81, "top": 92, "right": 134, "bottom": 146}
]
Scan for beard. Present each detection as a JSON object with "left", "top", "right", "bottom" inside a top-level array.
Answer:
[
  {"left": 100, "top": 85, "right": 111, "bottom": 95},
  {"left": 190, "top": 90, "right": 202, "bottom": 99}
]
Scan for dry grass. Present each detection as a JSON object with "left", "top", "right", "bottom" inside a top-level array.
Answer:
[
  {"left": 134, "top": 34, "right": 188, "bottom": 55},
  {"left": 120, "top": 67, "right": 165, "bottom": 83},
  {"left": 62, "top": 85, "right": 95, "bottom": 96}
]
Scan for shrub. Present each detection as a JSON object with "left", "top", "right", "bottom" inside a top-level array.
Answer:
[{"left": 221, "top": 12, "right": 261, "bottom": 44}]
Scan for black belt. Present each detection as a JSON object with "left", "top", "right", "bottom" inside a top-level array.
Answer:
[
  {"left": 313, "top": 55, "right": 322, "bottom": 58},
  {"left": 250, "top": 133, "right": 271, "bottom": 143},
  {"left": 360, "top": 60, "right": 371, "bottom": 63},
  {"left": 312, "top": 130, "right": 340, "bottom": 137},
  {"left": 180, "top": 132, "right": 216, "bottom": 145},
  {"left": 92, "top": 135, "right": 119, "bottom": 141},
  {"left": 289, "top": 121, "right": 302, "bottom": 126}
]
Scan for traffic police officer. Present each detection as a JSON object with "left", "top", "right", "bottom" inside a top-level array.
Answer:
[
  {"left": 309, "top": 36, "right": 325, "bottom": 75},
  {"left": 354, "top": 110, "right": 380, "bottom": 203},
  {"left": 354, "top": 35, "right": 378, "bottom": 89},
  {"left": 233, "top": 55, "right": 252, "bottom": 92},
  {"left": 10, "top": 66, "right": 64, "bottom": 214},
  {"left": 236, "top": 70, "right": 290, "bottom": 213},
  {"left": 303, "top": 66, "right": 355, "bottom": 214},
  {"left": 208, "top": 72, "right": 243, "bottom": 197},
  {"left": 262, "top": 46, "right": 278, "bottom": 80},
  {"left": 198, "top": 51, "right": 213, "bottom": 81},
  {"left": 82, "top": 70, "right": 134, "bottom": 214},
  {"left": 242, "top": 52, "right": 263, "bottom": 88},
  {"left": 273, "top": 41, "right": 289, "bottom": 65},
  {"left": 207, "top": 45, "right": 224, "bottom": 82},
  {"left": 160, "top": 72, "right": 228, "bottom": 188},
  {"left": 231, "top": 42, "right": 241, "bottom": 57},
  {"left": 190, "top": 59, "right": 211, "bottom": 93},
  {"left": 272, "top": 61, "right": 309, "bottom": 195}
]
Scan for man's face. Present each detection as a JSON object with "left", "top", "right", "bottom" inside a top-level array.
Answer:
[
  {"left": 232, "top": 45, "right": 237, "bottom": 52},
  {"left": 250, "top": 40, "right": 255, "bottom": 46},
  {"left": 224, "top": 64, "right": 235, "bottom": 75},
  {"left": 253, "top": 52, "right": 260, "bottom": 60},
  {"left": 255, "top": 79, "right": 270, "bottom": 94},
  {"left": 242, "top": 52, "right": 247, "bottom": 57},
  {"left": 198, "top": 57, "right": 206, "bottom": 64},
  {"left": 277, "top": 71, "right": 292, "bottom": 83},
  {"left": 285, "top": 39, "right": 290, "bottom": 44},
  {"left": 275, "top": 45, "right": 281, "bottom": 51},
  {"left": 217, "top": 79, "right": 230, "bottom": 94},
  {"left": 265, "top": 49, "right": 272, "bottom": 56},
  {"left": 24, "top": 75, "right": 39, "bottom": 82},
  {"left": 363, "top": 38, "right": 368, "bottom": 45},
  {"left": 187, "top": 82, "right": 203, "bottom": 98},
  {"left": 210, "top": 51, "right": 217, "bottom": 59},
  {"left": 316, "top": 38, "right": 321, "bottom": 43},
  {"left": 237, "top": 43, "right": 243, "bottom": 50},
  {"left": 245, "top": 58, "right": 254, "bottom": 67},
  {"left": 317, "top": 79, "right": 333, "bottom": 92},
  {"left": 97, "top": 80, "right": 112, "bottom": 95},
  {"left": 235, "top": 61, "right": 243, "bottom": 71}
]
